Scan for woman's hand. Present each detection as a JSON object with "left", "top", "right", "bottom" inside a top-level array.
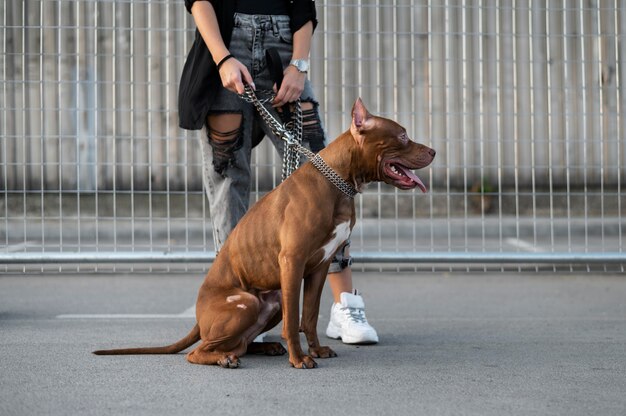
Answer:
[
  {"left": 273, "top": 65, "right": 306, "bottom": 107},
  {"left": 217, "top": 57, "right": 255, "bottom": 95}
]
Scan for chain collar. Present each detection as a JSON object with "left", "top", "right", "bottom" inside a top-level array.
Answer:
[{"left": 295, "top": 145, "right": 359, "bottom": 199}]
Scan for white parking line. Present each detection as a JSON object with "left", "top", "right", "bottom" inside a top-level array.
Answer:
[
  {"left": 505, "top": 238, "right": 544, "bottom": 253},
  {"left": 57, "top": 304, "right": 196, "bottom": 319},
  {"left": 179, "top": 305, "right": 195, "bottom": 317},
  {"left": 1, "top": 242, "right": 35, "bottom": 252}
]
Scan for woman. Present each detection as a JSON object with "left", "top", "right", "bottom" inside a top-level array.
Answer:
[{"left": 178, "top": 0, "right": 378, "bottom": 345}]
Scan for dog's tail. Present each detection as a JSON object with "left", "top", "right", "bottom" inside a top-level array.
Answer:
[{"left": 92, "top": 324, "right": 201, "bottom": 355}]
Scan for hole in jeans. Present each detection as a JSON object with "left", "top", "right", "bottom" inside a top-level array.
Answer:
[
  {"left": 301, "top": 101, "right": 325, "bottom": 153},
  {"left": 206, "top": 113, "right": 244, "bottom": 175}
]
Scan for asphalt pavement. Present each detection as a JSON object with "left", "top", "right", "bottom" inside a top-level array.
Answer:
[{"left": 1, "top": 271, "right": 625, "bottom": 416}]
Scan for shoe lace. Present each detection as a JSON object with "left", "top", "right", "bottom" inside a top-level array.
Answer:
[{"left": 341, "top": 306, "right": 366, "bottom": 324}]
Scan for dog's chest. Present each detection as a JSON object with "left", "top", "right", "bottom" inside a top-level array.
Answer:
[{"left": 319, "top": 221, "right": 351, "bottom": 262}]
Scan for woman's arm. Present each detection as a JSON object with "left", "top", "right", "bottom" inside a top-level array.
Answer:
[
  {"left": 191, "top": 1, "right": 254, "bottom": 94},
  {"left": 291, "top": 20, "right": 314, "bottom": 61},
  {"left": 273, "top": 20, "right": 314, "bottom": 107}
]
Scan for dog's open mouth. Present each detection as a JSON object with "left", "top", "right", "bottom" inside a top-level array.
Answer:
[{"left": 383, "top": 160, "right": 427, "bottom": 192}]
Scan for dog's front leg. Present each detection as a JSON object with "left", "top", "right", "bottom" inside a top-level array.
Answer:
[
  {"left": 279, "top": 256, "right": 317, "bottom": 369},
  {"left": 301, "top": 268, "right": 337, "bottom": 359}
]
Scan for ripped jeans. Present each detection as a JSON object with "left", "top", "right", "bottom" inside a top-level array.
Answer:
[{"left": 198, "top": 14, "right": 348, "bottom": 273}]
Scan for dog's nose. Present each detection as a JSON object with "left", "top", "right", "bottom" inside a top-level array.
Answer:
[{"left": 429, "top": 148, "right": 436, "bottom": 157}]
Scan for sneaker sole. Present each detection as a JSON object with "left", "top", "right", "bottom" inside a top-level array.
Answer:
[
  {"left": 326, "top": 322, "right": 379, "bottom": 345},
  {"left": 325, "top": 321, "right": 342, "bottom": 339}
]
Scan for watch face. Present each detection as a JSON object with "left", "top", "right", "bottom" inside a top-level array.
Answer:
[{"left": 292, "top": 60, "right": 309, "bottom": 72}]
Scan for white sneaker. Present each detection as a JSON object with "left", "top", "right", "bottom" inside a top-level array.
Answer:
[{"left": 326, "top": 290, "right": 379, "bottom": 344}]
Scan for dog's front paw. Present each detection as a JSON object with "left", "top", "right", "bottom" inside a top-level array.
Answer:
[
  {"left": 264, "top": 342, "right": 287, "bottom": 356},
  {"left": 290, "top": 354, "right": 318, "bottom": 369},
  {"left": 309, "top": 346, "right": 337, "bottom": 359},
  {"left": 248, "top": 342, "right": 287, "bottom": 356}
]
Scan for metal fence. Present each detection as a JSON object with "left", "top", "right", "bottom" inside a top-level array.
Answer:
[{"left": 1, "top": 0, "right": 625, "bottom": 272}]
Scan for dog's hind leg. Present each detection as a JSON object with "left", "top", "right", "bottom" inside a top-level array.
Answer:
[
  {"left": 189, "top": 290, "right": 259, "bottom": 367},
  {"left": 186, "top": 340, "right": 247, "bottom": 368},
  {"left": 242, "top": 289, "right": 282, "bottom": 342},
  {"left": 246, "top": 342, "right": 287, "bottom": 356},
  {"left": 189, "top": 289, "right": 282, "bottom": 367},
  {"left": 245, "top": 290, "right": 286, "bottom": 356}
]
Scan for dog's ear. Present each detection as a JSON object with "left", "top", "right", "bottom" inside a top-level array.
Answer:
[{"left": 350, "top": 98, "right": 372, "bottom": 145}]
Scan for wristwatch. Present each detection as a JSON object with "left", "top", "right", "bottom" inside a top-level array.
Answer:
[{"left": 289, "top": 59, "right": 309, "bottom": 73}]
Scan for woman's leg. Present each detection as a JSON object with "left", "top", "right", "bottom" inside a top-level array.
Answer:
[
  {"left": 327, "top": 266, "right": 353, "bottom": 303},
  {"left": 199, "top": 112, "right": 252, "bottom": 250}
]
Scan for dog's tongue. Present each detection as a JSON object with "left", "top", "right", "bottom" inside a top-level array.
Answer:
[{"left": 397, "top": 165, "right": 427, "bottom": 193}]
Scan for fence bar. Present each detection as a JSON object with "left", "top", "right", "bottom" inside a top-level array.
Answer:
[{"left": 1, "top": 251, "right": 624, "bottom": 265}]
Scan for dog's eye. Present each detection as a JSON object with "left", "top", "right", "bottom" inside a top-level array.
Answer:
[{"left": 398, "top": 132, "right": 409, "bottom": 144}]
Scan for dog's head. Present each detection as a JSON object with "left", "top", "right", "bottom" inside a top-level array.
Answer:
[{"left": 349, "top": 98, "right": 435, "bottom": 191}]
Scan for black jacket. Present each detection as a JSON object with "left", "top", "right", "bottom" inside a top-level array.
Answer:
[{"left": 178, "top": 0, "right": 317, "bottom": 130}]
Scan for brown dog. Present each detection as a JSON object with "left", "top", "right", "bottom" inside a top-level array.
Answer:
[{"left": 94, "top": 99, "right": 435, "bottom": 368}]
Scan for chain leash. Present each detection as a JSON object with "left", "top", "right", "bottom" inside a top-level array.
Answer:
[
  {"left": 239, "top": 84, "right": 358, "bottom": 198},
  {"left": 239, "top": 85, "right": 302, "bottom": 181}
]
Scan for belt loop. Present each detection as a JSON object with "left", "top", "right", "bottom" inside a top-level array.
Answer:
[{"left": 271, "top": 16, "right": 279, "bottom": 36}]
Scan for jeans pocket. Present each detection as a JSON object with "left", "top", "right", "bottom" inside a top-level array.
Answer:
[{"left": 278, "top": 27, "right": 293, "bottom": 44}]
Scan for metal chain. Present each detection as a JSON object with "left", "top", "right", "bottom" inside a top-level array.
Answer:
[
  {"left": 239, "top": 84, "right": 357, "bottom": 198},
  {"left": 291, "top": 143, "right": 358, "bottom": 198},
  {"left": 283, "top": 102, "right": 303, "bottom": 180},
  {"left": 309, "top": 153, "right": 359, "bottom": 199},
  {"left": 239, "top": 85, "right": 302, "bottom": 181}
]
